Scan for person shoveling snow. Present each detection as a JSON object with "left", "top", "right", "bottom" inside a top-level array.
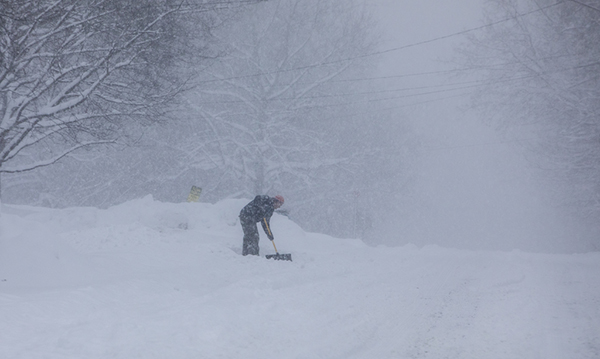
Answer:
[{"left": 239, "top": 195, "right": 290, "bottom": 260}]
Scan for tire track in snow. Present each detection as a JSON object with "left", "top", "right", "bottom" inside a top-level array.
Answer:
[
  {"left": 524, "top": 255, "right": 600, "bottom": 359},
  {"left": 401, "top": 251, "right": 483, "bottom": 359}
]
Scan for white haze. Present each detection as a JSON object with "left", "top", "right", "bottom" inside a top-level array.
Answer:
[
  {"left": 0, "top": 0, "right": 593, "bottom": 253},
  {"left": 368, "top": 0, "right": 580, "bottom": 252}
]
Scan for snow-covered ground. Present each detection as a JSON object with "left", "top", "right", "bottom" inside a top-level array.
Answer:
[{"left": 0, "top": 196, "right": 599, "bottom": 358}]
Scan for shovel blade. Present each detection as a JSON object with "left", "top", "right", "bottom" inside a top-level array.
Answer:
[{"left": 266, "top": 253, "right": 292, "bottom": 261}]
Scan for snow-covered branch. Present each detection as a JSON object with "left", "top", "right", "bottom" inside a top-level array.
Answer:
[
  {"left": 1, "top": 140, "right": 115, "bottom": 174},
  {"left": 0, "top": 0, "right": 217, "bottom": 172}
]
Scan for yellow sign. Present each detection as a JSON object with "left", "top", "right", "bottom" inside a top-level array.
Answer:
[{"left": 187, "top": 186, "right": 202, "bottom": 202}]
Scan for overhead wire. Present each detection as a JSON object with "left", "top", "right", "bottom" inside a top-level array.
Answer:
[
  {"left": 189, "top": 0, "right": 600, "bottom": 156},
  {"left": 187, "top": 0, "right": 596, "bottom": 131},
  {"left": 186, "top": 1, "right": 579, "bottom": 127},
  {"left": 193, "top": 56, "right": 600, "bottom": 106},
  {"left": 194, "top": 0, "right": 568, "bottom": 85},
  {"left": 567, "top": 0, "right": 600, "bottom": 12}
]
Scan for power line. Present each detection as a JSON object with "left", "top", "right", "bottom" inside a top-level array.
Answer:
[
  {"left": 195, "top": 1, "right": 567, "bottom": 84},
  {"left": 193, "top": 83, "right": 476, "bottom": 105},
  {"left": 422, "top": 137, "right": 539, "bottom": 153},
  {"left": 191, "top": 52, "right": 600, "bottom": 108},
  {"left": 353, "top": 1, "right": 566, "bottom": 60},
  {"left": 193, "top": 73, "right": 539, "bottom": 105},
  {"left": 568, "top": 0, "right": 600, "bottom": 13}
]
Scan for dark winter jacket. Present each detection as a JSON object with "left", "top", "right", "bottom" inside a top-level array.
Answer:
[{"left": 239, "top": 195, "right": 277, "bottom": 240}]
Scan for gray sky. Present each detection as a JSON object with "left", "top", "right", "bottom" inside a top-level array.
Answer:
[{"left": 368, "top": 1, "right": 573, "bottom": 252}]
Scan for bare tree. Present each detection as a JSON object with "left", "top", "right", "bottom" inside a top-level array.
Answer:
[
  {"left": 169, "top": 0, "right": 417, "bottom": 239},
  {"left": 0, "top": 0, "right": 251, "bottom": 202},
  {"left": 183, "top": 0, "right": 378, "bottom": 197},
  {"left": 461, "top": 0, "right": 600, "bottom": 228},
  {"left": 0, "top": 0, "right": 417, "bottom": 242}
]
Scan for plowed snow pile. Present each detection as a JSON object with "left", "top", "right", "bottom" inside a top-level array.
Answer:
[{"left": 1, "top": 196, "right": 599, "bottom": 358}]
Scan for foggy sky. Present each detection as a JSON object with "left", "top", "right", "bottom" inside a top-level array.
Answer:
[{"left": 369, "top": 0, "right": 574, "bottom": 252}]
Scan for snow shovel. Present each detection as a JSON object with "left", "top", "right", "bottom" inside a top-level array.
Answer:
[{"left": 266, "top": 240, "right": 292, "bottom": 261}]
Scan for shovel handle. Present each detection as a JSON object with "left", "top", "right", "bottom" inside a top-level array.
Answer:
[{"left": 271, "top": 239, "right": 278, "bottom": 254}]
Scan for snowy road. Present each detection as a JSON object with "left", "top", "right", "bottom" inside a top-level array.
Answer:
[{"left": 1, "top": 198, "right": 599, "bottom": 358}]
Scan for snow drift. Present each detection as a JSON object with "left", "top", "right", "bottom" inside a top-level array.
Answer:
[{"left": 0, "top": 196, "right": 599, "bottom": 358}]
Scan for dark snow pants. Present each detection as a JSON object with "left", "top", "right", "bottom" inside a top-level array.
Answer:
[{"left": 240, "top": 217, "right": 260, "bottom": 256}]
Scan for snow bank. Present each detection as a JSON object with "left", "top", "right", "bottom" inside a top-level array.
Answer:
[{"left": 1, "top": 197, "right": 599, "bottom": 359}]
